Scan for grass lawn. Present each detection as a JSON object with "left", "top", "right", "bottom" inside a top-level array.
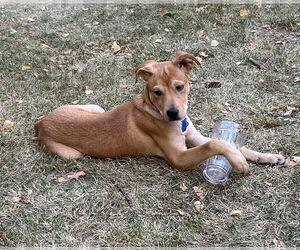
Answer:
[{"left": 0, "top": 3, "right": 299, "bottom": 247}]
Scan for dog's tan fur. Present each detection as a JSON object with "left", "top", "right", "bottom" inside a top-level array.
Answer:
[{"left": 34, "top": 52, "right": 285, "bottom": 174}]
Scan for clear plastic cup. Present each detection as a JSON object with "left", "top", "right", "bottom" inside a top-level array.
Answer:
[{"left": 203, "top": 120, "right": 244, "bottom": 184}]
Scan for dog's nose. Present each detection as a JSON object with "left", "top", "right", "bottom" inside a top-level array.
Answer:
[{"left": 167, "top": 108, "right": 179, "bottom": 120}]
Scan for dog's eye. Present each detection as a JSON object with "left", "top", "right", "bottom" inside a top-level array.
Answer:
[
  {"left": 176, "top": 85, "right": 184, "bottom": 91},
  {"left": 154, "top": 90, "right": 162, "bottom": 96}
]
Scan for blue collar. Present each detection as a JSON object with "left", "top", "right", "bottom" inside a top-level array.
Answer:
[{"left": 181, "top": 117, "right": 189, "bottom": 133}]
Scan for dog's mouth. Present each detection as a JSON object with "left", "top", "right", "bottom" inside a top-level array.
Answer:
[{"left": 167, "top": 116, "right": 182, "bottom": 121}]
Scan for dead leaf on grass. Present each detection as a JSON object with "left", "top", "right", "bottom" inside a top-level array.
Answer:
[
  {"left": 84, "top": 86, "right": 94, "bottom": 95},
  {"left": 239, "top": 9, "right": 250, "bottom": 16},
  {"left": 210, "top": 40, "right": 219, "bottom": 47},
  {"left": 111, "top": 41, "right": 121, "bottom": 52},
  {"left": 199, "top": 51, "right": 208, "bottom": 58},
  {"left": 197, "top": 30, "right": 204, "bottom": 40},
  {"left": 4, "top": 195, "right": 29, "bottom": 204},
  {"left": 68, "top": 171, "right": 86, "bottom": 179},
  {"left": 21, "top": 64, "right": 31, "bottom": 71},
  {"left": 2, "top": 120, "right": 14, "bottom": 129},
  {"left": 194, "top": 201, "right": 204, "bottom": 211},
  {"left": 63, "top": 49, "right": 72, "bottom": 55},
  {"left": 119, "top": 82, "right": 127, "bottom": 88},
  {"left": 159, "top": 7, "right": 168, "bottom": 12},
  {"left": 179, "top": 183, "right": 188, "bottom": 191},
  {"left": 283, "top": 106, "right": 299, "bottom": 116},
  {"left": 229, "top": 210, "right": 242, "bottom": 217},
  {"left": 284, "top": 157, "right": 300, "bottom": 167},
  {"left": 58, "top": 171, "right": 86, "bottom": 183},
  {"left": 193, "top": 186, "right": 205, "bottom": 198}
]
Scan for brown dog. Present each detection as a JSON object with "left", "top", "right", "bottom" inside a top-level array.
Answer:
[{"left": 34, "top": 52, "right": 285, "bottom": 174}]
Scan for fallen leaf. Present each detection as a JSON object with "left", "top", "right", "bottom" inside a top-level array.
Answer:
[
  {"left": 194, "top": 201, "right": 204, "bottom": 211},
  {"left": 159, "top": 7, "right": 168, "bottom": 12},
  {"left": 229, "top": 210, "right": 242, "bottom": 217},
  {"left": 283, "top": 106, "right": 299, "bottom": 116},
  {"left": 193, "top": 186, "right": 205, "bottom": 198},
  {"left": 19, "top": 196, "right": 29, "bottom": 204},
  {"left": 4, "top": 196, "right": 20, "bottom": 202},
  {"left": 85, "top": 86, "right": 94, "bottom": 95},
  {"left": 240, "top": 9, "right": 250, "bottom": 16},
  {"left": 4, "top": 195, "right": 29, "bottom": 204},
  {"left": 197, "top": 30, "right": 204, "bottom": 40},
  {"left": 63, "top": 49, "right": 72, "bottom": 55},
  {"left": 67, "top": 171, "right": 86, "bottom": 179},
  {"left": 58, "top": 177, "right": 68, "bottom": 183},
  {"left": 26, "top": 30, "right": 35, "bottom": 35},
  {"left": 21, "top": 64, "right": 31, "bottom": 71},
  {"left": 111, "top": 41, "right": 121, "bottom": 52},
  {"left": 3, "top": 120, "right": 14, "bottom": 129},
  {"left": 284, "top": 157, "right": 300, "bottom": 167},
  {"left": 199, "top": 51, "right": 208, "bottom": 58},
  {"left": 179, "top": 183, "right": 188, "bottom": 191},
  {"left": 58, "top": 171, "right": 86, "bottom": 183},
  {"left": 294, "top": 77, "right": 300, "bottom": 82},
  {"left": 212, "top": 22, "right": 217, "bottom": 28},
  {"left": 210, "top": 40, "right": 219, "bottom": 47},
  {"left": 119, "top": 82, "right": 127, "bottom": 88}
]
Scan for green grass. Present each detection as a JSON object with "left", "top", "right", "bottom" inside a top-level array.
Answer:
[{"left": 0, "top": 3, "right": 299, "bottom": 247}]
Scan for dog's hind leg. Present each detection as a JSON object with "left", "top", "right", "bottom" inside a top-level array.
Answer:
[
  {"left": 64, "top": 105, "right": 105, "bottom": 113},
  {"left": 45, "top": 141, "right": 84, "bottom": 160}
]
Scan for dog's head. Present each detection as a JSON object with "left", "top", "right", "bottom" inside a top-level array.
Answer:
[{"left": 135, "top": 51, "right": 200, "bottom": 121}]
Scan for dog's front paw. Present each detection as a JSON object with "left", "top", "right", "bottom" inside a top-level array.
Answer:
[
  {"left": 226, "top": 148, "right": 250, "bottom": 175},
  {"left": 258, "top": 153, "right": 285, "bottom": 165}
]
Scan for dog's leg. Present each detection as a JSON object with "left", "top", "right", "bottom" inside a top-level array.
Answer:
[
  {"left": 64, "top": 105, "right": 105, "bottom": 113},
  {"left": 240, "top": 147, "right": 285, "bottom": 165},
  {"left": 44, "top": 141, "right": 84, "bottom": 160},
  {"left": 185, "top": 117, "right": 210, "bottom": 147},
  {"left": 185, "top": 117, "right": 285, "bottom": 165},
  {"left": 161, "top": 138, "right": 249, "bottom": 174}
]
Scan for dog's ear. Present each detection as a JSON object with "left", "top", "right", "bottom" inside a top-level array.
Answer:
[
  {"left": 172, "top": 51, "right": 201, "bottom": 75},
  {"left": 134, "top": 60, "right": 157, "bottom": 83}
]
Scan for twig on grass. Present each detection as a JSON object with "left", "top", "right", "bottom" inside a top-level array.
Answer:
[
  {"left": 115, "top": 184, "right": 132, "bottom": 206},
  {"left": 249, "top": 57, "right": 262, "bottom": 69}
]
